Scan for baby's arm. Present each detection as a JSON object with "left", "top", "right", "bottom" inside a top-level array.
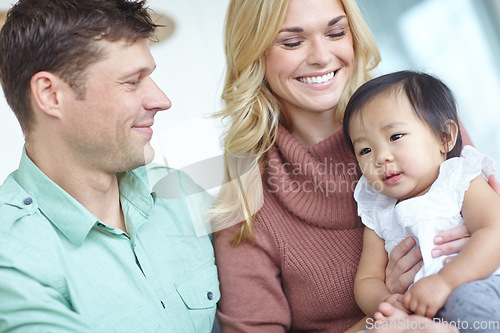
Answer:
[
  {"left": 403, "top": 175, "right": 500, "bottom": 317},
  {"left": 355, "top": 228, "right": 407, "bottom": 317},
  {"left": 488, "top": 174, "right": 500, "bottom": 195}
]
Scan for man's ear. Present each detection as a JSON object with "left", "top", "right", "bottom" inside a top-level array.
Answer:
[
  {"left": 440, "top": 120, "right": 459, "bottom": 154},
  {"left": 30, "top": 71, "right": 65, "bottom": 119}
]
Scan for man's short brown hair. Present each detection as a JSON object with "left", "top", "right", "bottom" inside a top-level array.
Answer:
[{"left": 0, "top": 0, "right": 158, "bottom": 134}]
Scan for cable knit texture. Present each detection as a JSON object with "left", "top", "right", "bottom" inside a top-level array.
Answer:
[{"left": 215, "top": 125, "right": 365, "bottom": 332}]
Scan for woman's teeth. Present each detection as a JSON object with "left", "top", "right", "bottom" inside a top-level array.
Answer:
[{"left": 298, "top": 71, "right": 335, "bottom": 84}]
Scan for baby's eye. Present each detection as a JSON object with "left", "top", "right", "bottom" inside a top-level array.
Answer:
[
  {"left": 390, "top": 134, "right": 404, "bottom": 142},
  {"left": 359, "top": 147, "right": 371, "bottom": 156}
]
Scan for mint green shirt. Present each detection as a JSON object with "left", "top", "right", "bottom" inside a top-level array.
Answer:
[{"left": 0, "top": 150, "right": 219, "bottom": 332}]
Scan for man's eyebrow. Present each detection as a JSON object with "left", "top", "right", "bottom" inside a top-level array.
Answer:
[
  {"left": 278, "top": 15, "right": 346, "bottom": 33},
  {"left": 119, "top": 65, "right": 156, "bottom": 79}
]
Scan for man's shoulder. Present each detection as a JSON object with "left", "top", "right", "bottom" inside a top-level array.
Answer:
[
  {"left": 0, "top": 181, "right": 65, "bottom": 294},
  {"left": 0, "top": 173, "right": 56, "bottom": 245},
  {"left": 0, "top": 172, "right": 37, "bottom": 223}
]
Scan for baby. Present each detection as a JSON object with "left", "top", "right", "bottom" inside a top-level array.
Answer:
[{"left": 343, "top": 71, "right": 500, "bottom": 331}]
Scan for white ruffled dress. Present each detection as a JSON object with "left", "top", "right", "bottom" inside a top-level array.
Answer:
[{"left": 354, "top": 145, "right": 500, "bottom": 283}]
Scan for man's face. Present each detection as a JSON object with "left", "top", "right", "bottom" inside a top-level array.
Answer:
[{"left": 61, "top": 38, "right": 171, "bottom": 173}]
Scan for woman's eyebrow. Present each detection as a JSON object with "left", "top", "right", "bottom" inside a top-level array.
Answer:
[
  {"left": 278, "top": 15, "right": 346, "bottom": 33},
  {"left": 279, "top": 26, "right": 303, "bottom": 33},
  {"left": 328, "top": 15, "right": 346, "bottom": 27}
]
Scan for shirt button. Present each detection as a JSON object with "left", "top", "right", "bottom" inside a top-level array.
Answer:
[
  {"left": 207, "top": 291, "right": 214, "bottom": 301},
  {"left": 161, "top": 301, "right": 166, "bottom": 309},
  {"left": 97, "top": 223, "right": 106, "bottom": 228},
  {"left": 23, "top": 197, "right": 33, "bottom": 205}
]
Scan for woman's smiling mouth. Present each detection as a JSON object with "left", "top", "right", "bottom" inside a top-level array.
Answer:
[{"left": 296, "top": 70, "right": 338, "bottom": 84}]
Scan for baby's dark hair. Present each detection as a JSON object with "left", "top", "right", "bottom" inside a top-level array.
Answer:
[{"left": 343, "top": 70, "right": 462, "bottom": 159}]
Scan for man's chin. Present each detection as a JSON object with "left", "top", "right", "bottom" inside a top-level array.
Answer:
[{"left": 142, "top": 145, "right": 156, "bottom": 166}]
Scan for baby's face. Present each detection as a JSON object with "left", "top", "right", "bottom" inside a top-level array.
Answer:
[{"left": 348, "top": 92, "right": 447, "bottom": 201}]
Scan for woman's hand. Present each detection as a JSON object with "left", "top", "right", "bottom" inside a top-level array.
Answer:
[
  {"left": 388, "top": 223, "right": 474, "bottom": 292},
  {"left": 385, "top": 237, "right": 423, "bottom": 294},
  {"left": 432, "top": 225, "right": 470, "bottom": 265}
]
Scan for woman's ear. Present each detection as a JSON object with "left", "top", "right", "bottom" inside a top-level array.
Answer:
[
  {"left": 440, "top": 120, "right": 459, "bottom": 154},
  {"left": 30, "top": 71, "right": 65, "bottom": 119}
]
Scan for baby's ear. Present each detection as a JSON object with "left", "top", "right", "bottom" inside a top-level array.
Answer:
[{"left": 440, "top": 120, "right": 459, "bottom": 154}]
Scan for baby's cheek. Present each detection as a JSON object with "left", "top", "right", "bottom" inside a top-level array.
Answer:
[
  {"left": 360, "top": 162, "right": 380, "bottom": 179},
  {"left": 368, "top": 178, "right": 385, "bottom": 193}
]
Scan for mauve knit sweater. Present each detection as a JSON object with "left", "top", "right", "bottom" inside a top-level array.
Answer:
[{"left": 215, "top": 125, "right": 366, "bottom": 332}]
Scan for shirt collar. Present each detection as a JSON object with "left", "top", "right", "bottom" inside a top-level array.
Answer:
[
  {"left": 14, "top": 148, "right": 154, "bottom": 246},
  {"left": 117, "top": 167, "right": 155, "bottom": 237}
]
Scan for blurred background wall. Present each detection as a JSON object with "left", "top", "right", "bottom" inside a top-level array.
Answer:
[{"left": 0, "top": 0, "right": 498, "bottom": 183}]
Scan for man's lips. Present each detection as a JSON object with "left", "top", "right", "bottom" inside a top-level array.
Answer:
[
  {"left": 383, "top": 170, "right": 403, "bottom": 185},
  {"left": 132, "top": 122, "right": 154, "bottom": 135},
  {"left": 133, "top": 120, "right": 154, "bottom": 127}
]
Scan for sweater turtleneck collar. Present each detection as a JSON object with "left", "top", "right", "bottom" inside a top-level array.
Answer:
[{"left": 264, "top": 124, "right": 362, "bottom": 229}]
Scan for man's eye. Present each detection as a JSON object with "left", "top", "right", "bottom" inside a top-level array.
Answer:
[
  {"left": 360, "top": 148, "right": 371, "bottom": 156},
  {"left": 390, "top": 134, "right": 403, "bottom": 141}
]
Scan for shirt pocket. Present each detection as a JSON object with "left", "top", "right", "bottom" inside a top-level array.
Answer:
[{"left": 175, "top": 263, "right": 220, "bottom": 331}]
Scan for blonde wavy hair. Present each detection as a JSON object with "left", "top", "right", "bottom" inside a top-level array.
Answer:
[{"left": 212, "top": 0, "right": 381, "bottom": 245}]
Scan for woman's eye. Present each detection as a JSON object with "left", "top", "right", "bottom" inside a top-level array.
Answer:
[
  {"left": 282, "top": 41, "right": 302, "bottom": 49},
  {"left": 360, "top": 148, "right": 371, "bottom": 156},
  {"left": 327, "top": 31, "right": 346, "bottom": 39},
  {"left": 390, "top": 134, "right": 404, "bottom": 142}
]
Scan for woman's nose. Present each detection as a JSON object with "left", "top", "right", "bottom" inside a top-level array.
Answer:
[{"left": 307, "top": 38, "right": 332, "bottom": 67}]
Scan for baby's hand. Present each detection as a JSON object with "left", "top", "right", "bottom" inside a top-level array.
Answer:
[
  {"left": 383, "top": 293, "right": 410, "bottom": 314},
  {"left": 403, "top": 274, "right": 452, "bottom": 318}
]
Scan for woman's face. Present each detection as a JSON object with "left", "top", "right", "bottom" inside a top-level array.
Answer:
[{"left": 265, "top": 0, "right": 354, "bottom": 117}]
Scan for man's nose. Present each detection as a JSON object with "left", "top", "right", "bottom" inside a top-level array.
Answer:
[{"left": 143, "top": 77, "right": 171, "bottom": 112}]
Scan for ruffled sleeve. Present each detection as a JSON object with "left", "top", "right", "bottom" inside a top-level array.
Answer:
[
  {"left": 447, "top": 145, "right": 496, "bottom": 209},
  {"left": 354, "top": 176, "right": 395, "bottom": 231},
  {"left": 354, "top": 176, "right": 376, "bottom": 230},
  {"left": 462, "top": 145, "right": 496, "bottom": 179}
]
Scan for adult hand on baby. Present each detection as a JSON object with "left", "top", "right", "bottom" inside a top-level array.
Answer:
[
  {"left": 433, "top": 225, "right": 470, "bottom": 265},
  {"left": 403, "top": 274, "right": 452, "bottom": 318},
  {"left": 386, "top": 237, "right": 423, "bottom": 294}
]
